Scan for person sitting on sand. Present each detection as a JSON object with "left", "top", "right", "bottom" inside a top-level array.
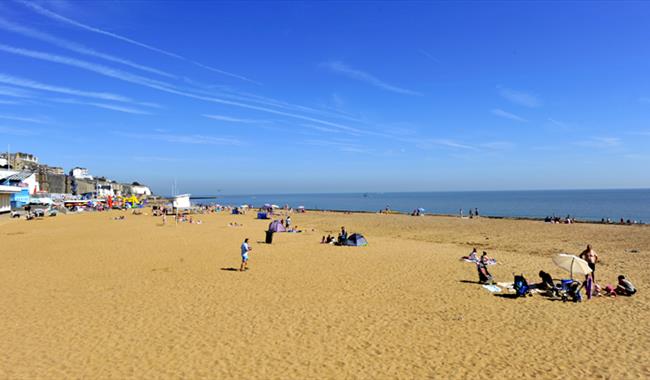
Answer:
[
  {"left": 461, "top": 248, "right": 479, "bottom": 262},
  {"left": 321, "top": 236, "right": 326, "bottom": 244},
  {"left": 537, "top": 270, "right": 555, "bottom": 290},
  {"left": 240, "top": 238, "right": 252, "bottom": 272},
  {"left": 616, "top": 275, "right": 637, "bottom": 296},
  {"left": 338, "top": 226, "right": 348, "bottom": 244}
]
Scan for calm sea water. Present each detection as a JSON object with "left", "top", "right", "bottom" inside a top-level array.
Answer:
[{"left": 193, "top": 189, "right": 650, "bottom": 222}]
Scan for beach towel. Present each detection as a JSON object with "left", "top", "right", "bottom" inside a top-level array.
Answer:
[
  {"left": 464, "top": 258, "right": 497, "bottom": 265},
  {"left": 497, "top": 282, "right": 514, "bottom": 290},
  {"left": 482, "top": 284, "right": 501, "bottom": 293}
]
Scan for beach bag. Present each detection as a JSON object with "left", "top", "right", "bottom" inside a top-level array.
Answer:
[{"left": 513, "top": 275, "right": 529, "bottom": 297}]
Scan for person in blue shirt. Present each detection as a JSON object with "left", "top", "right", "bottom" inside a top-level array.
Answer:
[{"left": 240, "top": 238, "right": 252, "bottom": 271}]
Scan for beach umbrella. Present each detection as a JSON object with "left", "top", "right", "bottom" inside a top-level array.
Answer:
[
  {"left": 417, "top": 207, "right": 425, "bottom": 212},
  {"left": 271, "top": 204, "right": 279, "bottom": 209},
  {"left": 298, "top": 205, "right": 305, "bottom": 209},
  {"left": 552, "top": 254, "right": 592, "bottom": 279}
]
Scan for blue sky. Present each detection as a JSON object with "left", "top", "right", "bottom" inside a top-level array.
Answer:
[{"left": 1, "top": 0, "right": 649, "bottom": 195}]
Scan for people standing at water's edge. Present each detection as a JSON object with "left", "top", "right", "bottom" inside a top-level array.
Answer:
[
  {"left": 579, "top": 244, "right": 599, "bottom": 281},
  {"left": 240, "top": 238, "right": 252, "bottom": 271}
]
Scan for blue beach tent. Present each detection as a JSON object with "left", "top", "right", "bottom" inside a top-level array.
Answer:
[{"left": 344, "top": 233, "right": 368, "bottom": 247}]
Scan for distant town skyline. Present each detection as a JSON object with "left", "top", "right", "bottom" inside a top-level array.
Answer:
[{"left": 1, "top": 1, "right": 650, "bottom": 195}]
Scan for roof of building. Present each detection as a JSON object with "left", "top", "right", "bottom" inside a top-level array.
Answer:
[{"left": 3, "top": 171, "right": 34, "bottom": 181}]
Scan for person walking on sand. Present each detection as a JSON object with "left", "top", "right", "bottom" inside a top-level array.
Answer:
[
  {"left": 240, "top": 238, "right": 252, "bottom": 271},
  {"left": 579, "top": 244, "right": 599, "bottom": 281}
]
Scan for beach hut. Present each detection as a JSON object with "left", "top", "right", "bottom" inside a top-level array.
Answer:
[
  {"left": 172, "top": 194, "right": 191, "bottom": 209},
  {"left": 344, "top": 233, "right": 368, "bottom": 247},
  {"left": 0, "top": 184, "right": 21, "bottom": 213},
  {"left": 268, "top": 220, "right": 286, "bottom": 232}
]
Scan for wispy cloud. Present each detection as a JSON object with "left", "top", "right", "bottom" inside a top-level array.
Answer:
[
  {"left": 52, "top": 98, "right": 152, "bottom": 115},
  {"left": 491, "top": 108, "right": 527, "bottom": 122},
  {"left": 321, "top": 61, "right": 421, "bottom": 96},
  {"left": 497, "top": 86, "right": 541, "bottom": 107},
  {"left": 575, "top": 137, "right": 622, "bottom": 148},
  {"left": 0, "top": 73, "right": 130, "bottom": 102},
  {"left": 0, "top": 125, "right": 39, "bottom": 136},
  {"left": 16, "top": 0, "right": 258, "bottom": 84},
  {"left": 0, "top": 44, "right": 173, "bottom": 89},
  {"left": 0, "top": 45, "right": 368, "bottom": 136},
  {"left": 0, "top": 84, "right": 34, "bottom": 98},
  {"left": 407, "top": 138, "right": 475, "bottom": 150},
  {"left": 302, "top": 139, "right": 372, "bottom": 154},
  {"left": 547, "top": 118, "right": 571, "bottom": 129},
  {"left": 0, "top": 114, "right": 48, "bottom": 123},
  {"left": 0, "top": 99, "right": 22, "bottom": 105},
  {"left": 132, "top": 156, "right": 183, "bottom": 163},
  {"left": 481, "top": 141, "right": 514, "bottom": 150},
  {"left": 419, "top": 49, "right": 440, "bottom": 63},
  {"left": 0, "top": 16, "right": 175, "bottom": 78},
  {"left": 202, "top": 114, "right": 267, "bottom": 123},
  {"left": 113, "top": 131, "right": 241, "bottom": 146}
]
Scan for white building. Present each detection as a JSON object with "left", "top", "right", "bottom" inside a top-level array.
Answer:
[
  {"left": 96, "top": 183, "right": 115, "bottom": 197},
  {"left": 70, "top": 167, "right": 93, "bottom": 180},
  {"left": 131, "top": 185, "right": 152, "bottom": 196},
  {"left": 0, "top": 170, "right": 39, "bottom": 194}
]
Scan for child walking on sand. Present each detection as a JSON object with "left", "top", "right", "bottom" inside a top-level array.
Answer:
[{"left": 240, "top": 238, "right": 252, "bottom": 271}]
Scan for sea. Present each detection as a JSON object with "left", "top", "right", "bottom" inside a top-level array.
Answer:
[{"left": 192, "top": 189, "right": 650, "bottom": 223}]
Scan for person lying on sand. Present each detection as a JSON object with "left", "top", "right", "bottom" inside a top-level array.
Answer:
[{"left": 287, "top": 226, "right": 302, "bottom": 233}]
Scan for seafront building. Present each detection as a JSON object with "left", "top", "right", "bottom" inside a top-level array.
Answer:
[{"left": 0, "top": 151, "right": 152, "bottom": 212}]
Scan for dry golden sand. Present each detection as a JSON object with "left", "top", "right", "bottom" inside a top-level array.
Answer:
[{"left": 1, "top": 210, "right": 649, "bottom": 379}]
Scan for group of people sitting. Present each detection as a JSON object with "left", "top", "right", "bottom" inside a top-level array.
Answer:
[
  {"left": 321, "top": 226, "right": 349, "bottom": 245},
  {"left": 544, "top": 215, "right": 574, "bottom": 224},
  {"left": 464, "top": 245, "right": 637, "bottom": 301},
  {"left": 174, "top": 214, "right": 202, "bottom": 224}
]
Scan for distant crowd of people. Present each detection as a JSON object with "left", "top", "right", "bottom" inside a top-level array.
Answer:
[
  {"left": 460, "top": 208, "right": 480, "bottom": 218},
  {"left": 600, "top": 217, "right": 644, "bottom": 225},
  {"left": 544, "top": 215, "right": 575, "bottom": 224}
]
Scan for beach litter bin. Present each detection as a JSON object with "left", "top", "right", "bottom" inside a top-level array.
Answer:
[{"left": 265, "top": 230, "right": 274, "bottom": 244}]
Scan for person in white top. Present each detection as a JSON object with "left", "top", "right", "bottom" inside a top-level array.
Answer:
[{"left": 240, "top": 238, "right": 252, "bottom": 272}]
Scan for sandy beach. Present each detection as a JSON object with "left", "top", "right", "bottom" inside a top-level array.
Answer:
[{"left": 1, "top": 210, "right": 648, "bottom": 379}]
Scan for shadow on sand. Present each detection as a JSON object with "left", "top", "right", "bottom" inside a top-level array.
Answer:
[
  {"left": 493, "top": 293, "right": 520, "bottom": 299},
  {"left": 220, "top": 267, "right": 240, "bottom": 272}
]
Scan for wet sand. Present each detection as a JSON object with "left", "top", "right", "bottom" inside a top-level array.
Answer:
[{"left": 1, "top": 210, "right": 648, "bottom": 379}]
